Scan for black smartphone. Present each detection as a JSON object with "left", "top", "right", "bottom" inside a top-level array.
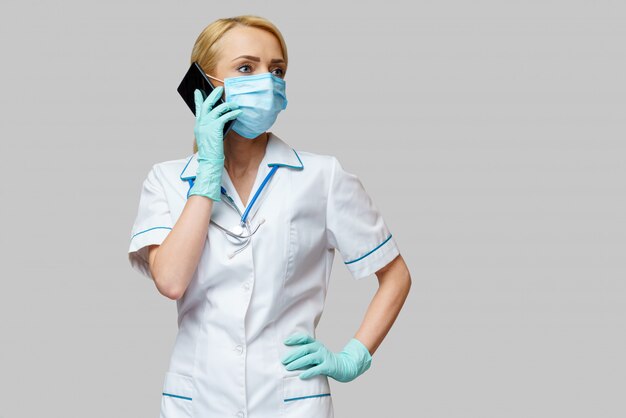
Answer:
[{"left": 177, "top": 61, "right": 235, "bottom": 138}]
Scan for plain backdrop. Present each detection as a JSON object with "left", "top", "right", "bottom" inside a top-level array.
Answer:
[{"left": 1, "top": 1, "right": 625, "bottom": 417}]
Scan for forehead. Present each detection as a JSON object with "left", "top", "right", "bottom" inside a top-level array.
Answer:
[{"left": 217, "top": 26, "right": 284, "bottom": 60}]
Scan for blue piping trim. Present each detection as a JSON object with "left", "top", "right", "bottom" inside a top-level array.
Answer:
[
  {"left": 162, "top": 392, "right": 192, "bottom": 401},
  {"left": 130, "top": 226, "right": 173, "bottom": 240},
  {"left": 241, "top": 165, "right": 279, "bottom": 222},
  {"left": 268, "top": 149, "right": 304, "bottom": 170},
  {"left": 179, "top": 154, "right": 195, "bottom": 180},
  {"left": 185, "top": 167, "right": 279, "bottom": 225},
  {"left": 344, "top": 234, "right": 393, "bottom": 264},
  {"left": 284, "top": 393, "right": 331, "bottom": 402},
  {"left": 186, "top": 178, "right": 194, "bottom": 198},
  {"left": 180, "top": 147, "right": 301, "bottom": 213},
  {"left": 180, "top": 147, "right": 303, "bottom": 181}
]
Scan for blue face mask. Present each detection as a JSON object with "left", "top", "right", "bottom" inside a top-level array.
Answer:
[{"left": 206, "top": 72, "right": 288, "bottom": 139}]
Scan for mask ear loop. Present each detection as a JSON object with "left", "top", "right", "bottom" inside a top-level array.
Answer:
[{"left": 206, "top": 73, "right": 224, "bottom": 83}]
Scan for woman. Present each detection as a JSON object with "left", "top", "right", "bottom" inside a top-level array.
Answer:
[{"left": 128, "top": 15, "right": 412, "bottom": 418}]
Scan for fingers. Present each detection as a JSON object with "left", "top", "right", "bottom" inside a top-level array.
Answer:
[
  {"left": 281, "top": 344, "right": 315, "bottom": 365},
  {"left": 195, "top": 86, "right": 226, "bottom": 118},
  {"left": 210, "top": 101, "right": 240, "bottom": 119},
  {"left": 299, "top": 365, "right": 323, "bottom": 380},
  {"left": 217, "top": 108, "right": 243, "bottom": 126},
  {"left": 284, "top": 351, "right": 323, "bottom": 371},
  {"left": 283, "top": 332, "right": 315, "bottom": 346},
  {"left": 194, "top": 89, "right": 204, "bottom": 119},
  {"left": 194, "top": 87, "right": 242, "bottom": 130}
]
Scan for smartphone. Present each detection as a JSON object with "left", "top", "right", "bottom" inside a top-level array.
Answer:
[{"left": 177, "top": 61, "right": 235, "bottom": 138}]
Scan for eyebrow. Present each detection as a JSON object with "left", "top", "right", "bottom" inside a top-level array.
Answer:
[{"left": 231, "top": 55, "right": 285, "bottom": 64}]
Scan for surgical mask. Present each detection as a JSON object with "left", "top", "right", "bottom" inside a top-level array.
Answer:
[{"left": 206, "top": 72, "right": 288, "bottom": 139}]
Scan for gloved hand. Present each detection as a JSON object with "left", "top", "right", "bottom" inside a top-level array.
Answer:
[
  {"left": 189, "top": 86, "right": 242, "bottom": 201},
  {"left": 281, "top": 332, "right": 372, "bottom": 382}
]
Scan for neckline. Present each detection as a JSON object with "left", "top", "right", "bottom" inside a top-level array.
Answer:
[{"left": 221, "top": 134, "right": 272, "bottom": 213}]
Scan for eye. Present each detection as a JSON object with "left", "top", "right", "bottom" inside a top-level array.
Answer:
[
  {"left": 237, "top": 62, "right": 285, "bottom": 77},
  {"left": 237, "top": 63, "right": 253, "bottom": 73}
]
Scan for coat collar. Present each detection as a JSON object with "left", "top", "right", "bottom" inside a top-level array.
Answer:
[{"left": 179, "top": 131, "right": 303, "bottom": 181}]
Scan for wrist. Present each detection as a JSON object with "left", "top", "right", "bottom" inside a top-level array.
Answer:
[
  {"left": 189, "top": 158, "right": 224, "bottom": 201},
  {"left": 343, "top": 338, "right": 373, "bottom": 376}
]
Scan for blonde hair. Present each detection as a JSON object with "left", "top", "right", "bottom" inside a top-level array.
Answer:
[{"left": 189, "top": 15, "right": 289, "bottom": 153}]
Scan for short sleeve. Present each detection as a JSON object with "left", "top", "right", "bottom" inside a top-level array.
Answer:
[
  {"left": 326, "top": 156, "right": 401, "bottom": 280},
  {"left": 128, "top": 164, "right": 174, "bottom": 280}
]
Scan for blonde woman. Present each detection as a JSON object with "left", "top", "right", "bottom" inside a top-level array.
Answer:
[{"left": 128, "top": 15, "right": 411, "bottom": 418}]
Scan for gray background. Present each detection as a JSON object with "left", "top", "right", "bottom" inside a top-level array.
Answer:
[{"left": 1, "top": 1, "right": 624, "bottom": 417}]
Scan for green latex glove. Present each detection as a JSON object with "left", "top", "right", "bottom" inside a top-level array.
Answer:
[
  {"left": 281, "top": 332, "right": 372, "bottom": 382},
  {"left": 189, "top": 86, "right": 242, "bottom": 201}
]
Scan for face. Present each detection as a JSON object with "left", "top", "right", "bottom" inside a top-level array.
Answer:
[{"left": 208, "top": 25, "right": 287, "bottom": 92}]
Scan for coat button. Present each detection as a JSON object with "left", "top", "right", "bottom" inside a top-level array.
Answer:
[
  {"left": 236, "top": 411, "right": 245, "bottom": 418},
  {"left": 234, "top": 344, "right": 243, "bottom": 354},
  {"left": 243, "top": 281, "right": 251, "bottom": 290}
]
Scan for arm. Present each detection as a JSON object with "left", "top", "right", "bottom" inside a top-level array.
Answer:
[
  {"left": 147, "top": 195, "right": 214, "bottom": 300},
  {"left": 281, "top": 254, "right": 411, "bottom": 382},
  {"left": 353, "top": 254, "right": 412, "bottom": 356},
  {"left": 146, "top": 87, "right": 242, "bottom": 300},
  {"left": 281, "top": 156, "right": 409, "bottom": 381}
]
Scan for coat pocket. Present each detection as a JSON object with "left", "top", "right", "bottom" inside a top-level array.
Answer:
[
  {"left": 282, "top": 374, "right": 333, "bottom": 417},
  {"left": 160, "top": 372, "right": 194, "bottom": 418}
]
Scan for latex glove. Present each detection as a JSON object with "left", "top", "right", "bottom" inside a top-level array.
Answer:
[
  {"left": 281, "top": 332, "right": 372, "bottom": 382},
  {"left": 189, "top": 86, "right": 242, "bottom": 201}
]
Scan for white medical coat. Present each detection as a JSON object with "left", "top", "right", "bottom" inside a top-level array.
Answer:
[{"left": 128, "top": 132, "right": 401, "bottom": 418}]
